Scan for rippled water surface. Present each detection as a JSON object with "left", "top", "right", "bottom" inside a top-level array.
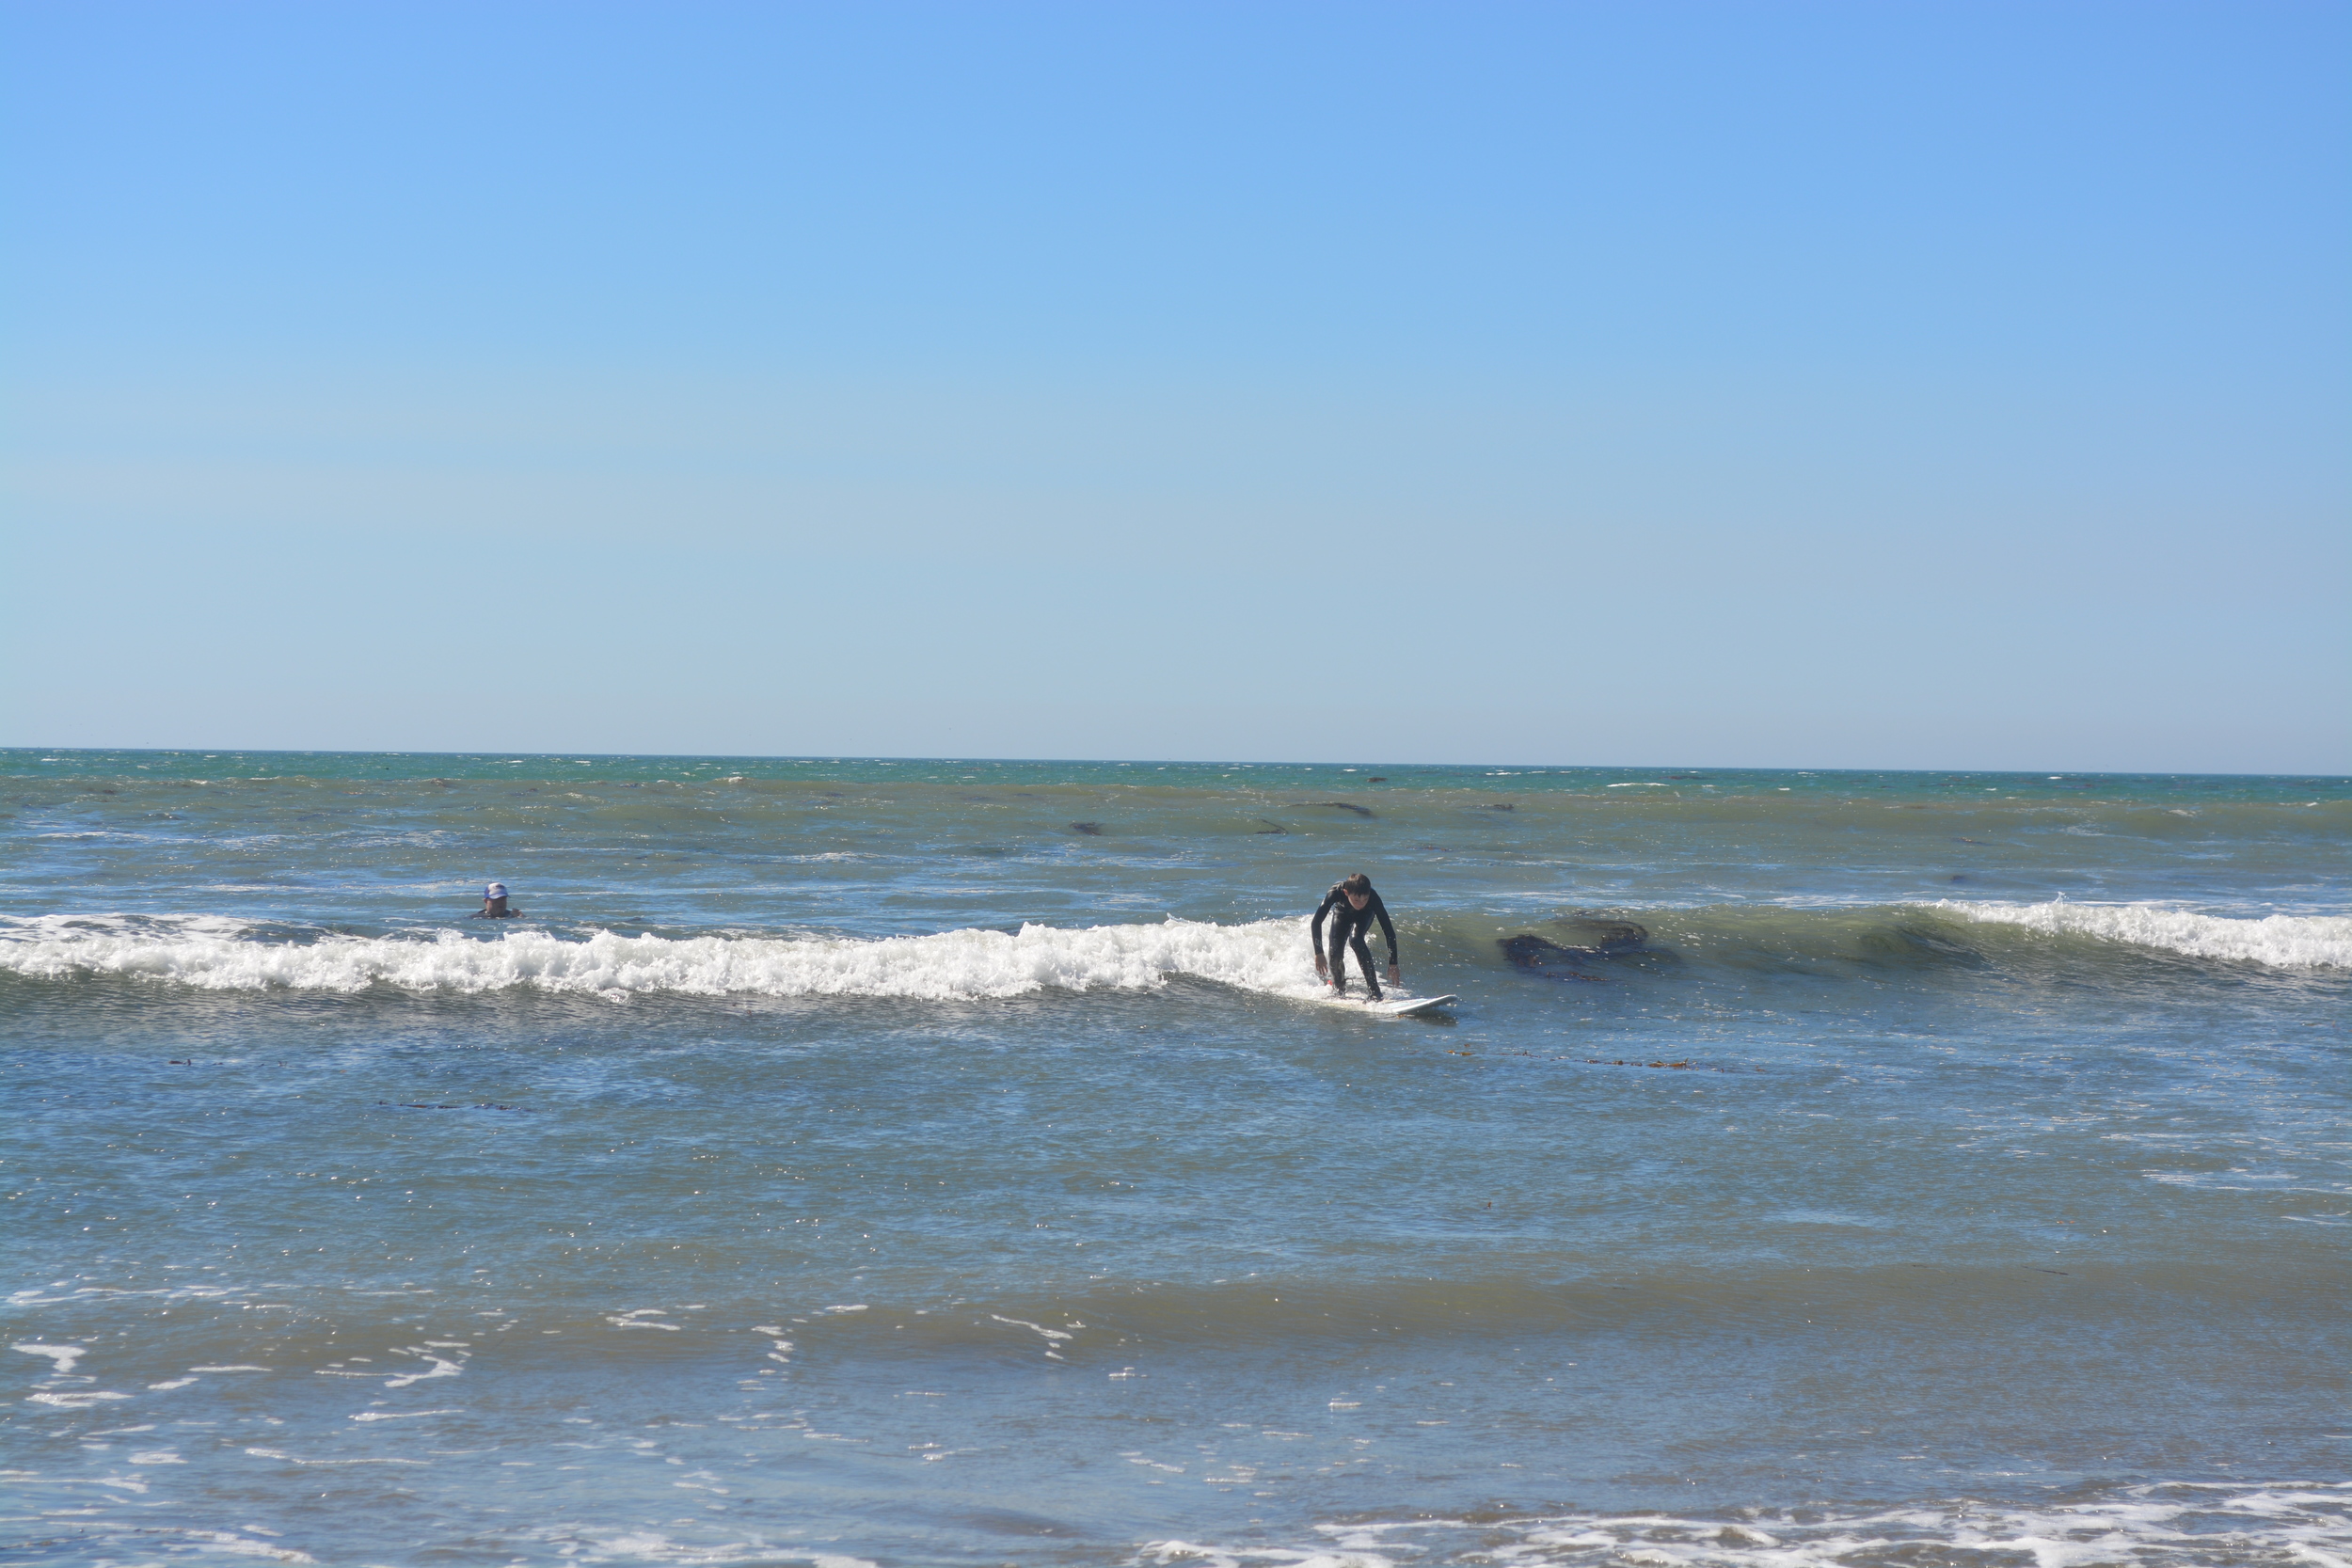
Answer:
[{"left": 4, "top": 751, "right": 2346, "bottom": 1566}]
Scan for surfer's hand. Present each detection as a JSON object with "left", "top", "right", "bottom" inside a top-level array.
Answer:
[
  {"left": 1314, "top": 954, "right": 1328, "bottom": 977},
  {"left": 1387, "top": 964, "right": 1401, "bottom": 985}
]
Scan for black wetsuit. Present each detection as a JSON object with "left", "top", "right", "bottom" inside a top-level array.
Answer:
[{"left": 1311, "top": 883, "right": 1397, "bottom": 998}]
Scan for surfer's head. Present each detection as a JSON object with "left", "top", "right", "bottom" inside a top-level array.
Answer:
[
  {"left": 482, "top": 882, "right": 509, "bottom": 913},
  {"left": 1343, "top": 871, "right": 1372, "bottom": 909}
]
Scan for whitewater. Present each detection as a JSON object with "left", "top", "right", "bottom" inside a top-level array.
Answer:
[
  {"left": 0, "top": 913, "right": 1329, "bottom": 998},
  {"left": 1933, "top": 898, "right": 2352, "bottom": 969},
  {"left": 4, "top": 751, "right": 2345, "bottom": 1568}
]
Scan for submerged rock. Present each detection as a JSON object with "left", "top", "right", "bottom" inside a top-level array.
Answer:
[
  {"left": 1502, "top": 918, "right": 1654, "bottom": 981},
  {"left": 1557, "top": 916, "right": 1648, "bottom": 951},
  {"left": 1501, "top": 934, "right": 1604, "bottom": 980}
]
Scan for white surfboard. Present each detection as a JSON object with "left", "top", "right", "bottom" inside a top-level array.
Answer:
[{"left": 1326, "top": 992, "right": 1458, "bottom": 1018}]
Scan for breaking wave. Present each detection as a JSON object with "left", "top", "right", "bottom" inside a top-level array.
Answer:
[
  {"left": 0, "top": 914, "right": 1328, "bottom": 1000},
  {"left": 3, "top": 898, "right": 2342, "bottom": 1003},
  {"left": 1932, "top": 900, "right": 2352, "bottom": 970}
]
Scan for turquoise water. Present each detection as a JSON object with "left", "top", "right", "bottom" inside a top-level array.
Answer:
[{"left": 4, "top": 751, "right": 2347, "bottom": 1565}]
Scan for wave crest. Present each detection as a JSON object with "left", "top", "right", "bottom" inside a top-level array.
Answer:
[{"left": 1932, "top": 900, "right": 2352, "bottom": 970}]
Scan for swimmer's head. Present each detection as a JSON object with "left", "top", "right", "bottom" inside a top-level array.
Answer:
[{"left": 485, "top": 882, "right": 508, "bottom": 900}]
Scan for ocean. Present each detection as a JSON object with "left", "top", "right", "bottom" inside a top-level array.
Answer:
[{"left": 4, "top": 749, "right": 2346, "bottom": 1567}]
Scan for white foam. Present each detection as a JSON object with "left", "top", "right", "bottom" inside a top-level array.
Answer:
[
  {"left": 103, "top": 1527, "right": 306, "bottom": 1562},
  {"left": 382, "top": 1346, "right": 467, "bottom": 1387},
  {"left": 1932, "top": 900, "right": 2352, "bottom": 970},
  {"left": 1150, "top": 1481, "right": 2352, "bottom": 1567},
  {"left": 533, "top": 1528, "right": 877, "bottom": 1566},
  {"left": 11, "top": 1342, "right": 87, "bottom": 1375},
  {"left": 0, "top": 914, "right": 1329, "bottom": 1001}
]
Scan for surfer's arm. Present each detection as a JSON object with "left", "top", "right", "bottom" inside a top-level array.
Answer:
[{"left": 1373, "top": 898, "right": 1399, "bottom": 965}]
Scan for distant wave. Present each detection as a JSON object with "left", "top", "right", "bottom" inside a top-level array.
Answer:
[
  {"left": 1932, "top": 900, "right": 2352, "bottom": 970},
  {"left": 0, "top": 915, "right": 1328, "bottom": 1000}
]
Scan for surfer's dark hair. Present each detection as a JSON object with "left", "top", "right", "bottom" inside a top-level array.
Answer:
[{"left": 1343, "top": 872, "right": 1372, "bottom": 895}]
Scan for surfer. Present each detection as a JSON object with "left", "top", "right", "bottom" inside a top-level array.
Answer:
[
  {"left": 1312, "top": 872, "right": 1399, "bottom": 1000},
  {"left": 471, "top": 882, "right": 523, "bottom": 919}
]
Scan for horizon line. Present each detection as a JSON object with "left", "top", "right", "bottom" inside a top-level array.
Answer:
[{"left": 1, "top": 744, "right": 2344, "bottom": 784}]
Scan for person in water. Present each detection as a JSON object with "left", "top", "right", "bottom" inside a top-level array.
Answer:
[
  {"left": 1312, "top": 871, "right": 1399, "bottom": 999},
  {"left": 472, "top": 882, "right": 523, "bottom": 919}
]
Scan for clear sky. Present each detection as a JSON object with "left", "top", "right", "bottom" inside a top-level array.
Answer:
[{"left": 4, "top": 1, "right": 2345, "bottom": 772}]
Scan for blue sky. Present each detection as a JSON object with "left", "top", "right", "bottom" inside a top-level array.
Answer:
[{"left": 4, "top": 1, "right": 2345, "bottom": 771}]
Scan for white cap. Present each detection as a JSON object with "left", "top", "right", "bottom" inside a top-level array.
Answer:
[{"left": 485, "top": 882, "right": 508, "bottom": 899}]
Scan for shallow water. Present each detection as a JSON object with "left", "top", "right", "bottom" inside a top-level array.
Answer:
[{"left": 4, "top": 751, "right": 2347, "bottom": 1566}]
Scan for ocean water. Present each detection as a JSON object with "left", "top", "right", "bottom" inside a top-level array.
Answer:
[{"left": 4, "top": 749, "right": 2347, "bottom": 1568}]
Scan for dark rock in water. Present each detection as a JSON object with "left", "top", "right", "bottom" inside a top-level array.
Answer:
[
  {"left": 1502, "top": 918, "right": 1654, "bottom": 981},
  {"left": 1314, "top": 801, "right": 1375, "bottom": 817},
  {"left": 947, "top": 1507, "right": 1073, "bottom": 1539},
  {"left": 1069, "top": 821, "right": 1104, "bottom": 835},
  {"left": 1549, "top": 915, "right": 1648, "bottom": 951},
  {"left": 1367, "top": 776, "right": 1388, "bottom": 783},
  {"left": 1501, "top": 935, "right": 1604, "bottom": 980}
]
